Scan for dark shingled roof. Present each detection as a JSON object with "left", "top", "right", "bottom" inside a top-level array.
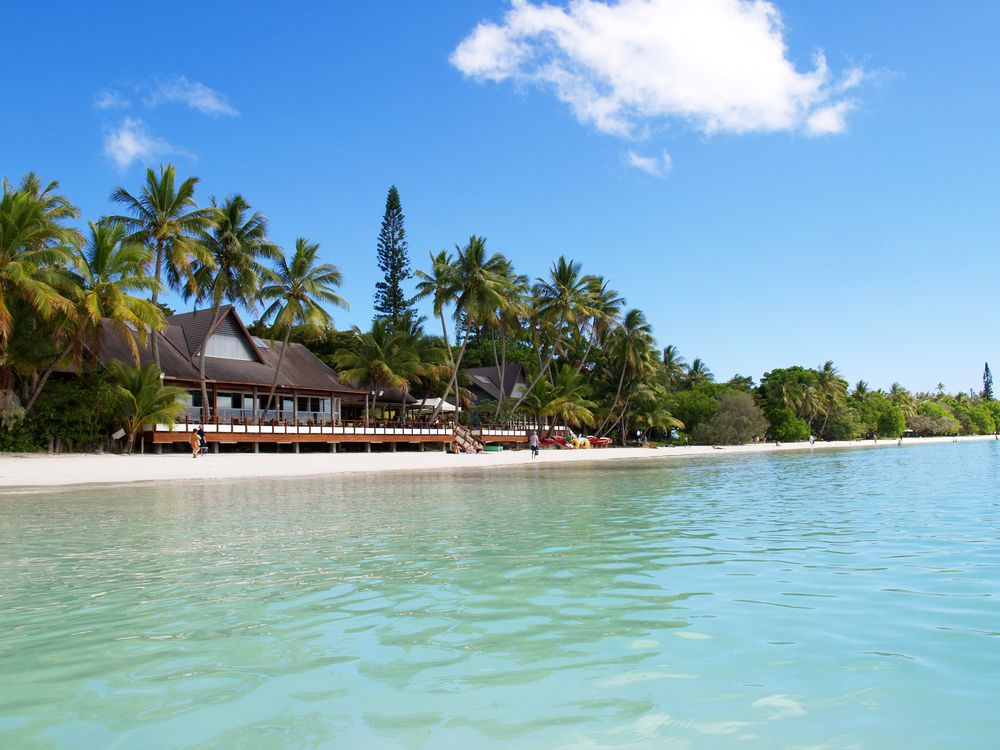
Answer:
[
  {"left": 94, "top": 308, "right": 364, "bottom": 395},
  {"left": 167, "top": 305, "right": 265, "bottom": 361},
  {"left": 463, "top": 364, "right": 526, "bottom": 403}
]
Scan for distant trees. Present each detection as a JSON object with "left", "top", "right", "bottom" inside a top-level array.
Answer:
[
  {"left": 6, "top": 165, "right": 1000, "bottom": 454},
  {"left": 373, "top": 186, "right": 413, "bottom": 331}
]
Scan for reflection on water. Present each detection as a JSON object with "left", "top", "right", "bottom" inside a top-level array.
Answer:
[{"left": 2, "top": 442, "right": 999, "bottom": 749}]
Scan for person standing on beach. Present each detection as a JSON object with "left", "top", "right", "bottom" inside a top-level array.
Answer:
[
  {"left": 197, "top": 425, "right": 207, "bottom": 455},
  {"left": 190, "top": 429, "right": 200, "bottom": 459},
  {"left": 529, "top": 430, "right": 539, "bottom": 458}
]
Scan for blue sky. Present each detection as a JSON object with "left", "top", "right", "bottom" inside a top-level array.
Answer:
[{"left": 3, "top": 1, "right": 998, "bottom": 393}]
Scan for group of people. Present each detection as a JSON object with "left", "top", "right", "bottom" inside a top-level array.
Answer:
[{"left": 189, "top": 427, "right": 208, "bottom": 458}]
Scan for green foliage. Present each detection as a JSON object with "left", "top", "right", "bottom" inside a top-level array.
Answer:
[
  {"left": 692, "top": 392, "right": 768, "bottom": 445},
  {"left": 373, "top": 185, "right": 413, "bottom": 328},
  {"left": 668, "top": 383, "right": 726, "bottom": 435},
  {"left": 852, "top": 393, "right": 906, "bottom": 438},
  {"left": 951, "top": 401, "right": 995, "bottom": 435},
  {"left": 821, "top": 404, "right": 865, "bottom": 440},
  {"left": 907, "top": 401, "right": 961, "bottom": 436},
  {"left": 766, "top": 406, "right": 810, "bottom": 441},
  {"left": 876, "top": 403, "right": 906, "bottom": 438},
  {"left": 0, "top": 373, "right": 117, "bottom": 451},
  {"left": 107, "top": 362, "right": 187, "bottom": 453}
]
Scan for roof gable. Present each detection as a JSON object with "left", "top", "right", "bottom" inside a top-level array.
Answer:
[{"left": 168, "top": 306, "right": 265, "bottom": 364}]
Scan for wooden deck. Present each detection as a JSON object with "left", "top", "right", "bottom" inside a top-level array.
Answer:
[{"left": 148, "top": 418, "right": 555, "bottom": 446}]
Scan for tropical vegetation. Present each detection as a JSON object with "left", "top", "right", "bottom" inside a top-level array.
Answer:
[{"left": 2, "top": 165, "right": 997, "bottom": 453}]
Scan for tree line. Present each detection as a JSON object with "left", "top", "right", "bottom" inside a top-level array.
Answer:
[{"left": 2, "top": 165, "right": 996, "bottom": 452}]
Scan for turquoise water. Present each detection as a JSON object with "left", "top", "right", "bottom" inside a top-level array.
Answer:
[{"left": 2, "top": 442, "right": 999, "bottom": 749}]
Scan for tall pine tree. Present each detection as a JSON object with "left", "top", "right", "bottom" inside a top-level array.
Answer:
[
  {"left": 373, "top": 185, "right": 413, "bottom": 331},
  {"left": 983, "top": 362, "right": 994, "bottom": 400}
]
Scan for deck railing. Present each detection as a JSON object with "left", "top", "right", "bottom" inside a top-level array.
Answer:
[{"left": 154, "top": 415, "right": 563, "bottom": 439}]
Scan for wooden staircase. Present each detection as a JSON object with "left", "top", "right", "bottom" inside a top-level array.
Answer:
[{"left": 453, "top": 424, "right": 484, "bottom": 453}]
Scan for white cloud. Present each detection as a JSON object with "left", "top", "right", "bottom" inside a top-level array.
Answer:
[
  {"left": 451, "top": 0, "right": 862, "bottom": 138},
  {"left": 805, "top": 100, "right": 854, "bottom": 136},
  {"left": 145, "top": 76, "right": 239, "bottom": 117},
  {"left": 94, "top": 90, "right": 130, "bottom": 110},
  {"left": 103, "top": 118, "right": 190, "bottom": 171},
  {"left": 627, "top": 148, "right": 672, "bottom": 176}
]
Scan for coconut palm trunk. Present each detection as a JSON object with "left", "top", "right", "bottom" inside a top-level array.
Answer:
[
  {"left": 198, "top": 302, "right": 227, "bottom": 422},
  {"left": 149, "top": 239, "right": 165, "bottom": 367},
  {"left": 429, "top": 322, "right": 472, "bottom": 422},
  {"left": 493, "top": 336, "right": 509, "bottom": 422},
  {"left": 265, "top": 325, "right": 293, "bottom": 417},
  {"left": 596, "top": 361, "right": 630, "bottom": 436},
  {"left": 509, "top": 344, "right": 559, "bottom": 414},
  {"left": 24, "top": 339, "right": 75, "bottom": 413},
  {"left": 197, "top": 304, "right": 225, "bottom": 422}
]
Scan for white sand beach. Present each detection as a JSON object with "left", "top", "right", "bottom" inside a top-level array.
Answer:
[{"left": 0, "top": 435, "right": 994, "bottom": 490}]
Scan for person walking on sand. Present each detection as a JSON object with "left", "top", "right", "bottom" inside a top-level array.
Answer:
[
  {"left": 529, "top": 430, "right": 539, "bottom": 459},
  {"left": 197, "top": 425, "right": 207, "bottom": 455},
  {"left": 190, "top": 429, "right": 200, "bottom": 459}
]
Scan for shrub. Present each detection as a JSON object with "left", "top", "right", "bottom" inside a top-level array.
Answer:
[
  {"left": 908, "top": 402, "right": 960, "bottom": 436},
  {"left": 821, "top": 405, "right": 864, "bottom": 441},
  {"left": 766, "top": 406, "right": 810, "bottom": 442},
  {"left": 692, "top": 393, "right": 768, "bottom": 445}
]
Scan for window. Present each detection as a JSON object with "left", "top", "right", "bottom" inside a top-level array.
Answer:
[{"left": 204, "top": 333, "right": 255, "bottom": 361}]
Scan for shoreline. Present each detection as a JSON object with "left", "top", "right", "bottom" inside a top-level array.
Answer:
[{"left": 0, "top": 434, "right": 994, "bottom": 492}]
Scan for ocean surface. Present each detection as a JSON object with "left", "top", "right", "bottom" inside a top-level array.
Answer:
[{"left": 2, "top": 442, "right": 998, "bottom": 749}]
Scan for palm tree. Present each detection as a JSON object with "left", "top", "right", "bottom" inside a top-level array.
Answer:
[
  {"left": 24, "top": 221, "right": 164, "bottom": 412},
  {"left": 335, "top": 319, "right": 423, "bottom": 422},
  {"left": 889, "top": 382, "right": 917, "bottom": 419},
  {"left": 574, "top": 276, "right": 623, "bottom": 375},
  {"left": 815, "top": 360, "right": 847, "bottom": 435},
  {"left": 414, "top": 249, "right": 458, "bottom": 361},
  {"left": 109, "top": 164, "right": 215, "bottom": 367},
  {"left": 106, "top": 361, "right": 187, "bottom": 454},
  {"left": 510, "top": 256, "right": 595, "bottom": 413},
  {"left": 487, "top": 259, "right": 529, "bottom": 419},
  {"left": 0, "top": 183, "right": 76, "bottom": 348},
  {"left": 259, "top": 238, "right": 348, "bottom": 415},
  {"left": 853, "top": 380, "right": 870, "bottom": 400},
  {"left": 661, "top": 344, "right": 687, "bottom": 387},
  {"left": 684, "top": 357, "right": 714, "bottom": 387},
  {"left": 392, "top": 313, "right": 449, "bottom": 421},
  {"left": 520, "top": 364, "right": 596, "bottom": 437},
  {"left": 597, "top": 308, "right": 656, "bottom": 437},
  {"left": 631, "top": 385, "right": 684, "bottom": 442},
  {"left": 781, "top": 381, "right": 805, "bottom": 414},
  {"left": 187, "top": 195, "right": 279, "bottom": 420},
  {"left": 427, "top": 236, "right": 507, "bottom": 421},
  {"left": 799, "top": 384, "right": 823, "bottom": 426}
]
